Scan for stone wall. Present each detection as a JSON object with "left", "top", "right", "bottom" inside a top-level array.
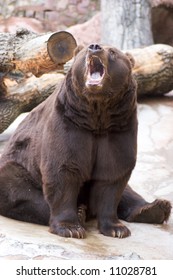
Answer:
[{"left": 0, "top": 0, "right": 100, "bottom": 31}]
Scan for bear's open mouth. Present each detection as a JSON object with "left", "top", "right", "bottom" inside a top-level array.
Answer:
[{"left": 86, "top": 55, "right": 105, "bottom": 87}]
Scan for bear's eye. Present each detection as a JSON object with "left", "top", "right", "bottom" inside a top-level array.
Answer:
[{"left": 109, "top": 49, "right": 117, "bottom": 59}]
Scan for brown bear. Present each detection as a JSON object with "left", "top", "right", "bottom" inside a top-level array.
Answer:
[{"left": 0, "top": 43, "right": 171, "bottom": 239}]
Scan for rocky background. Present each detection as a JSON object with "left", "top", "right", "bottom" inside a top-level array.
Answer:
[
  {"left": 0, "top": 0, "right": 173, "bottom": 47},
  {"left": 0, "top": 0, "right": 100, "bottom": 33}
]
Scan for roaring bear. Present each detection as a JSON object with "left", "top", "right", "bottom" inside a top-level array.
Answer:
[{"left": 0, "top": 43, "right": 171, "bottom": 238}]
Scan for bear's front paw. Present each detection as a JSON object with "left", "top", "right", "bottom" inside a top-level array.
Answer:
[
  {"left": 49, "top": 222, "right": 86, "bottom": 239},
  {"left": 99, "top": 221, "right": 131, "bottom": 238}
]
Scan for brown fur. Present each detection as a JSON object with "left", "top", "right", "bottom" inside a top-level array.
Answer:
[{"left": 0, "top": 44, "right": 171, "bottom": 238}]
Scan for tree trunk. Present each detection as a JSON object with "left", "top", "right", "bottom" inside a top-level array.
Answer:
[
  {"left": 0, "top": 29, "right": 77, "bottom": 76},
  {"left": 128, "top": 44, "right": 173, "bottom": 97},
  {"left": 0, "top": 73, "right": 64, "bottom": 133},
  {"left": 0, "top": 29, "right": 77, "bottom": 133},
  {"left": 101, "top": 0, "right": 154, "bottom": 49}
]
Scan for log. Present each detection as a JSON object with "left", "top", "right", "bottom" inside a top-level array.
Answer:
[
  {"left": 1, "top": 41, "right": 173, "bottom": 134},
  {"left": 128, "top": 44, "right": 173, "bottom": 97},
  {"left": 0, "top": 29, "right": 77, "bottom": 76},
  {"left": 0, "top": 29, "right": 77, "bottom": 133},
  {"left": 0, "top": 73, "right": 64, "bottom": 133}
]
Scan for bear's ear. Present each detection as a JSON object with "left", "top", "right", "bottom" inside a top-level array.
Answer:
[
  {"left": 125, "top": 52, "right": 135, "bottom": 68},
  {"left": 74, "top": 45, "right": 84, "bottom": 57}
]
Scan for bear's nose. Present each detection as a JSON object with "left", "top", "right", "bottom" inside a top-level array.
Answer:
[{"left": 88, "top": 44, "right": 102, "bottom": 52}]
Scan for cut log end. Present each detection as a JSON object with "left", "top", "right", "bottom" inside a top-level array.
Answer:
[{"left": 47, "top": 31, "right": 77, "bottom": 64}]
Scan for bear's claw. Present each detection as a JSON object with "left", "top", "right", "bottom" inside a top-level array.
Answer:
[{"left": 49, "top": 223, "right": 86, "bottom": 239}]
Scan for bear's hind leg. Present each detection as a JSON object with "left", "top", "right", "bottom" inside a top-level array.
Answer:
[
  {"left": 118, "top": 185, "right": 172, "bottom": 224},
  {"left": 0, "top": 161, "right": 50, "bottom": 225}
]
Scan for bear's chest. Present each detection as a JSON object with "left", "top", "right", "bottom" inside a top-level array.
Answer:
[
  {"left": 59, "top": 122, "right": 137, "bottom": 184},
  {"left": 91, "top": 131, "right": 136, "bottom": 182}
]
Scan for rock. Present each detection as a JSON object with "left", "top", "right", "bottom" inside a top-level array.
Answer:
[
  {"left": 0, "top": 17, "right": 45, "bottom": 33},
  {"left": 66, "top": 13, "right": 101, "bottom": 46}
]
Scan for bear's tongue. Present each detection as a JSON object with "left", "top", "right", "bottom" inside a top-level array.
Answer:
[
  {"left": 91, "top": 72, "right": 101, "bottom": 80},
  {"left": 86, "top": 56, "right": 104, "bottom": 86}
]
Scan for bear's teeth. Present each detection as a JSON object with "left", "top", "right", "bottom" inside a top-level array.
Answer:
[{"left": 91, "top": 72, "right": 101, "bottom": 80}]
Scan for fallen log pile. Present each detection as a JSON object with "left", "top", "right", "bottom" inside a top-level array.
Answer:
[{"left": 0, "top": 29, "right": 173, "bottom": 133}]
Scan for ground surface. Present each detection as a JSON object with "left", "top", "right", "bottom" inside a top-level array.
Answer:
[{"left": 0, "top": 96, "right": 173, "bottom": 260}]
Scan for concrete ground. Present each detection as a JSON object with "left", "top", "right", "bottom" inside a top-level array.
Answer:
[{"left": 0, "top": 96, "right": 173, "bottom": 260}]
